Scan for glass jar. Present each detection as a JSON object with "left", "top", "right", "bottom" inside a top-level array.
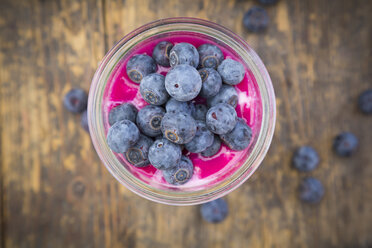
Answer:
[{"left": 88, "top": 18, "right": 276, "bottom": 206}]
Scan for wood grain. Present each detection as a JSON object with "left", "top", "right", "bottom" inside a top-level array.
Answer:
[{"left": 0, "top": 0, "right": 371, "bottom": 247}]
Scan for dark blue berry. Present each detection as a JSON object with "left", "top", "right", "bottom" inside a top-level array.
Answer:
[
  {"left": 148, "top": 138, "right": 182, "bottom": 170},
  {"left": 108, "top": 103, "right": 138, "bottom": 126},
  {"left": 161, "top": 112, "right": 197, "bottom": 144},
  {"left": 165, "top": 65, "right": 202, "bottom": 101},
  {"left": 197, "top": 44, "right": 224, "bottom": 69},
  {"left": 63, "top": 88, "right": 88, "bottom": 114},
  {"left": 198, "top": 68, "right": 222, "bottom": 98},
  {"left": 192, "top": 104, "right": 208, "bottom": 121},
  {"left": 81, "top": 110, "right": 89, "bottom": 133},
  {"left": 140, "top": 73, "right": 169, "bottom": 105},
  {"left": 258, "top": 0, "right": 278, "bottom": 4},
  {"left": 299, "top": 177, "right": 324, "bottom": 204},
  {"left": 125, "top": 134, "right": 153, "bottom": 167},
  {"left": 126, "top": 54, "right": 157, "bottom": 83},
  {"left": 200, "top": 198, "right": 228, "bottom": 223},
  {"left": 217, "top": 59, "right": 245, "bottom": 85},
  {"left": 201, "top": 135, "right": 221, "bottom": 157},
  {"left": 220, "top": 118, "right": 252, "bottom": 151},
  {"left": 207, "top": 85, "right": 239, "bottom": 108},
  {"left": 169, "top": 42, "right": 199, "bottom": 68},
  {"left": 136, "top": 105, "right": 165, "bottom": 137},
  {"left": 152, "top": 41, "right": 173, "bottom": 67},
  {"left": 333, "top": 132, "right": 358, "bottom": 157},
  {"left": 243, "top": 6, "right": 269, "bottom": 32},
  {"left": 107, "top": 120, "right": 140, "bottom": 153},
  {"left": 162, "top": 155, "right": 194, "bottom": 185},
  {"left": 358, "top": 89, "right": 372, "bottom": 114},
  {"left": 185, "top": 121, "right": 214, "bottom": 153},
  {"left": 292, "top": 146, "right": 319, "bottom": 172},
  {"left": 165, "top": 98, "right": 194, "bottom": 115},
  {"left": 206, "top": 103, "right": 237, "bottom": 135}
]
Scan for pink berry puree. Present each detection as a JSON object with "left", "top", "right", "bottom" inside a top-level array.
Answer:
[{"left": 102, "top": 32, "right": 262, "bottom": 190}]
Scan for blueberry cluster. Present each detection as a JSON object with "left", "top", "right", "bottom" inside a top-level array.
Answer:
[
  {"left": 106, "top": 41, "right": 252, "bottom": 186},
  {"left": 63, "top": 88, "right": 89, "bottom": 133}
]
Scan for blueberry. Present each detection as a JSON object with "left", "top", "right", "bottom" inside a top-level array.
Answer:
[
  {"left": 207, "top": 84, "right": 239, "bottom": 108},
  {"left": 148, "top": 138, "right": 182, "bottom": 170},
  {"left": 201, "top": 135, "right": 221, "bottom": 157},
  {"left": 299, "top": 177, "right": 324, "bottom": 204},
  {"left": 197, "top": 44, "right": 224, "bottom": 69},
  {"left": 136, "top": 105, "right": 165, "bottom": 137},
  {"left": 206, "top": 103, "right": 237, "bottom": 135},
  {"left": 107, "top": 120, "right": 140, "bottom": 153},
  {"left": 169, "top": 42, "right": 199, "bottom": 68},
  {"left": 165, "top": 98, "right": 195, "bottom": 115},
  {"left": 358, "top": 89, "right": 372, "bottom": 114},
  {"left": 63, "top": 88, "right": 88, "bottom": 114},
  {"left": 124, "top": 134, "right": 153, "bottom": 167},
  {"left": 217, "top": 59, "right": 245, "bottom": 85},
  {"left": 220, "top": 118, "right": 252, "bottom": 151},
  {"left": 152, "top": 41, "right": 173, "bottom": 67},
  {"left": 108, "top": 103, "right": 138, "bottom": 126},
  {"left": 139, "top": 73, "right": 169, "bottom": 105},
  {"left": 81, "top": 110, "right": 89, "bottom": 133},
  {"left": 185, "top": 121, "right": 214, "bottom": 153},
  {"left": 258, "top": 0, "right": 278, "bottom": 4},
  {"left": 200, "top": 198, "right": 228, "bottom": 223},
  {"left": 126, "top": 54, "right": 157, "bottom": 84},
  {"left": 192, "top": 104, "right": 208, "bottom": 121},
  {"left": 198, "top": 68, "right": 222, "bottom": 98},
  {"left": 333, "top": 132, "right": 358, "bottom": 157},
  {"left": 243, "top": 6, "right": 269, "bottom": 32},
  {"left": 162, "top": 155, "right": 194, "bottom": 185},
  {"left": 165, "top": 65, "right": 202, "bottom": 101},
  {"left": 161, "top": 112, "right": 197, "bottom": 144},
  {"left": 292, "top": 146, "right": 319, "bottom": 172}
]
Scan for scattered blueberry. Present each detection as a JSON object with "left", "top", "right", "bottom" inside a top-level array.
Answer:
[
  {"left": 107, "top": 120, "right": 140, "bottom": 153},
  {"left": 292, "top": 146, "right": 319, "bottom": 172},
  {"left": 63, "top": 88, "right": 88, "bottom": 114},
  {"left": 162, "top": 155, "right": 194, "bottom": 185},
  {"left": 217, "top": 59, "right": 245, "bottom": 85},
  {"left": 358, "top": 89, "right": 372, "bottom": 114},
  {"left": 161, "top": 112, "right": 197, "bottom": 144},
  {"left": 124, "top": 134, "right": 153, "bottom": 167},
  {"left": 206, "top": 103, "right": 237, "bottom": 135},
  {"left": 197, "top": 44, "right": 224, "bottom": 69},
  {"left": 152, "top": 41, "right": 173, "bottom": 67},
  {"left": 165, "top": 98, "right": 195, "bottom": 115},
  {"left": 148, "top": 138, "right": 182, "bottom": 170},
  {"left": 136, "top": 105, "right": 165, "bottom": 137},
  {"left": 299, "top": 177, "right": 324, "bottom": 204},
  {"left": 333, "top": 132, "right": 358, "bottom": 157},
  {"left": 198, "top": 68, "right": 222, "bottom": 98},
  {"left": 165, "top": 64, "right": 202, "bottom": 101},
  {"left": 200, "top": 198, "right": 228, "bottom": 223},
  {"left": 81, "top": 110, "right": 89, "bottom": 133},
  {"left": 185, "top": 121, "right": 214, "bottom": 153},
  {"left": 258, "top": 0, "right": 278, "bottom": 4},
  {"left": 108, "top": 103, "right": 138, "bottom": 126},
  {"left": 169, "top": 42, "right": 199, "bottom": 68},
  {"left": 192, "top": 104, "right": 208, "bottom": 121},
  {"left": 220, "top": 118, "right": 252, "bottom": 151},
  {"left": 126, "top": 54, "right": 157, "bottom": 83},
  {"left": 201, "top": 136, "right": 221, "bottom": 157},
  {"left": 207, "top": 85, "right": 239, "bottom": 108},
  {"left": 243, "top": 6, "right": 269, "bottom": 32},
  {"left": 140, "top": 73, "right": 169, "bottom": 105}
]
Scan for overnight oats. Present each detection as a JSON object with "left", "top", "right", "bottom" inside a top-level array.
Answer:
[{"left": 88, "top": 18, "right": 275, "bottom": 205}]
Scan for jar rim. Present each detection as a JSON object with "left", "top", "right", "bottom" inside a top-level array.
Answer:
[{"left": 88, "top": 17, "right": 276, "bottom": 206}]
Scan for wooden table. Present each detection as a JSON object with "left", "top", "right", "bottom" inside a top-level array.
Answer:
[{"left": 0, "top": 0, "right": 371, "bottom": 247}]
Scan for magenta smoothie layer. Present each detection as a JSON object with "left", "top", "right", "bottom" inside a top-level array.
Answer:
[{"left": 102, "top": 32, "right": 262, "bottom": 189}]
